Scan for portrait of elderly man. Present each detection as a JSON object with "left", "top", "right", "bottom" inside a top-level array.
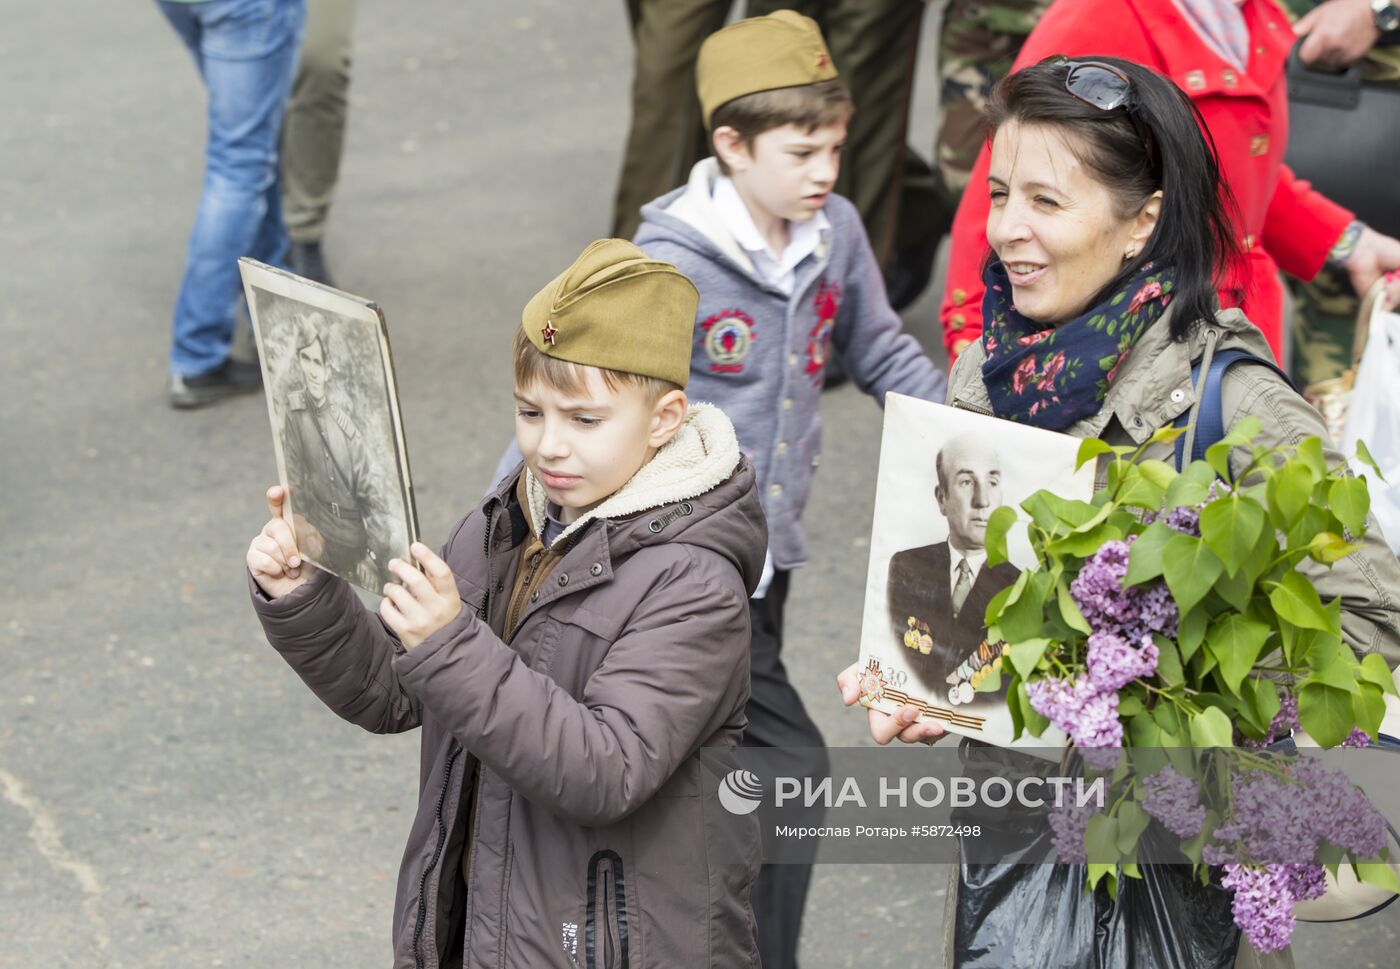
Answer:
[
  {"left": 886, "top": 432, "right": 1020, "bottom": 708},
  {"left": 280, "top": 312, "right": 394, "bottom": 588}
]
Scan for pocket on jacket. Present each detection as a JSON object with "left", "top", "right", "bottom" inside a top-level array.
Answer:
[
  {"left": 452, "top": 574, "right": 488, "bottom": 615},
  {"left": 552, "top": 598, "right": 628, "bottom": 643},
  {"left": 586, "top": 849, "right": 632, "bottom": 969}
]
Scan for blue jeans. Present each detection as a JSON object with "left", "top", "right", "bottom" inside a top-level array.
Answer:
[{"left": 158, "top": 0, "right": 306, "bottom": 377}]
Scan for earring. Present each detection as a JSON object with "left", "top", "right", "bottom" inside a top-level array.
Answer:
[{"left": 1124, "top": 247, "right": 1138, "bottom": 263}]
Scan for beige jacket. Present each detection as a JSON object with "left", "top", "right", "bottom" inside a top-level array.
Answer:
[{"left": 947, "top": 307, "right": 1400, "bottom": 668}]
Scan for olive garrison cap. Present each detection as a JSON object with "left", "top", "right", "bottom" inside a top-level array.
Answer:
[
  {"left": 696, "top": 10, "right": 839, "bottom": 128},
  {"left": 521, "top": 239, "right": 699, "bottom": 388}
]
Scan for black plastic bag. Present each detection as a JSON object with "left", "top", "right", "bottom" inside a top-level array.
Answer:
[
  {"left": 947, "top": 742, "right": 1239, "bottom": 968},
  {"left": 949, "top": 852, "right": 1240, "bottom": 968}
]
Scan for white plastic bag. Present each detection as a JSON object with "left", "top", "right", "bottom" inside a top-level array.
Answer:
[{"left": 1342, "top": 309, "right": 1400, "bottom": 556}]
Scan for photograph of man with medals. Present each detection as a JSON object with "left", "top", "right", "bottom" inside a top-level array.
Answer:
[
  {"left": 856, "top": 395, "right": 1092, "bottom": 748},
  {"left": 886, "top": 432, "right": 1020, "bottom": 710}
]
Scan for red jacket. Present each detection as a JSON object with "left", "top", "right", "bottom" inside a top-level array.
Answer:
[{"left": 938, "top": 0, "right": 1352, "bottom": 362}]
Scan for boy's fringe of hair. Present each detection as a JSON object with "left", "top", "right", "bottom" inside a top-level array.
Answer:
[
  {"left": 511, "top": 328, "right": 681, "bottom": 403},
  {"left": 710, "top": 78, "right": 852, "bottom": 175}
]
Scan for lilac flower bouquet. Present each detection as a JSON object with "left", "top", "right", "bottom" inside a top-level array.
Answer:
[{"left": 981, "top": 420, "right": 1399, "bottom": 951}]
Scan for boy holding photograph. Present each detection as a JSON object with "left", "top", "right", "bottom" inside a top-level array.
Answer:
[
  {"left": 246, "top": 239, "right": 765, "bottom": 968},
  {"left": 631, "top": 12, "right": 948, "bottom": 965}
]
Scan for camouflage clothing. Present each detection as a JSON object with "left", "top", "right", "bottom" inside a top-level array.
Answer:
[
  {"left": 936, "top": 0, "right": 1050, "bottom": 194},
  {"left": 1288, "top": 261, "right": 1360, "bottom": 388},
  {"left": 281, "top": 389, "right": 392, "bottom": 584},
  {"left": 1280, "top": 0, "right": 1400, "bottom": 386}
]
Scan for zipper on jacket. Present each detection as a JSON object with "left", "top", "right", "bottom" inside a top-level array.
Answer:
[
  {"left": 412, "top": 742, "right": 463, "bottom": 969},
  {"left": 479, "top": 502, "right": 496, "bottom": 621},
  {"left": 585, "top": 850, "right": 630, "bottom": 969}
]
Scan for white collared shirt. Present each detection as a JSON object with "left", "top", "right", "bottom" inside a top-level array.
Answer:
[
  {"left": 949, "top": 547, "right": 987, "bottom": 595},
  {"left": 713, "top": 176, "right": 829, "bottom": 297}
]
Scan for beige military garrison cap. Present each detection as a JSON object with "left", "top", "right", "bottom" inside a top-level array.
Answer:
[
  {"left": 696, "top": 10, "right": 839, "bottom": 127},
  {"left": 520, "top": 239, "right": 698, "bottom": 388}
]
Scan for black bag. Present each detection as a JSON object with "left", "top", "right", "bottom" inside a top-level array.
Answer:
[
  {"left": 951, "top": 853, "right": 1241, "bottom": 969},
  {"left": 948, "top": 745, "right": 1241, "bottom": 968},
  {"left": 1284, "top": 42, "right": 1400, "bottom": 238}
]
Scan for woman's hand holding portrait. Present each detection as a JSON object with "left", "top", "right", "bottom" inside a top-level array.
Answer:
[{"left": 836, "top": 661, "right": 949, "bottom": 746}]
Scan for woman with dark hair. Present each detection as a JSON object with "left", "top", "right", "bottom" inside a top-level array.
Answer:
[
  {"left": 936, "top": 0, "right": 1400, "bottom": 364},
  {"left": 839, "top": 56, "right": 1400, "bottom": 968}
]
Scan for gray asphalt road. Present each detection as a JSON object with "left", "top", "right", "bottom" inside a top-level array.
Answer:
[{"left": 2, "top": 2, "right": 1396, "bottom": 967}]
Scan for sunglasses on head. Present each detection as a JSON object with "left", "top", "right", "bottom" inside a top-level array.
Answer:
[{"left": 1040, "top": 55, "right": 1134, "bottom": 112}]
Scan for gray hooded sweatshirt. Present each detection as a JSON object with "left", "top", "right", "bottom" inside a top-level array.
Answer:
[{"left": 635, "top": 158, "right": 948, "bottom": 571}]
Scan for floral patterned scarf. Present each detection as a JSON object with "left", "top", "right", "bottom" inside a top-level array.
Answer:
[{"left": 980, "top": 260, "right": 1176, "bottom": 430}]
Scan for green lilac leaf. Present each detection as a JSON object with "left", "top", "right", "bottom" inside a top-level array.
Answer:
[
  {"left": 1008, "top": 638, "right": 1051, "bottom": 681},
  {"left": 1200, "top": 495, "right": 1266, "bottom": 575},
  {"left": 1268, "top": 572, "right": 1333, "bottom": 631},
  {"left": 1189, "top": 707, "right": 1234, "bottom": 747},
  {"left": 985, "top": 505, "right": 1017, "bottom": 567},
  {"left": 1328, "top": 477, "right": 1370, "bottom": 535},
  {"left": 1162, "top": 533, "right": 1225, "bottom": 613},
  {"left": 1076, "top": 438, "right": 1116, "bottom": 471},
  {"left": 1267, "top": 459, "right": 1313, "bottom": 530},
  {"left": 1124, "top": 522, "right": 1173, "bottom": 586},
  {"left": 1359, "top": 653, "right": 1400, "bottom": 697},
  {"left": 1206, "top": 615, "right": 1272, "bottom": 696},
  {"left": 1355, "top": 439, "right": 1387, "bottom": 483},
  {"left": 1298, "top": 682, "right": 1354, "bottom": 748}
]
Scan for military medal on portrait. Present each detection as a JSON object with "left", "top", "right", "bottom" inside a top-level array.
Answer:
[
  {"left": 855, "top": 394, "right": 1094, "bottom": 751},
  {"left": 239, "top": 259, "right": 420, "bottom": 594}
]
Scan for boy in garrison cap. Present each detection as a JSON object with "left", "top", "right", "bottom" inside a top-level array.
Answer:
[
  {"left": 632, "top": 12, "right": 948, "bottom": 966},
  {"left": 246, "top": 240, "right": 766, "bottom": 968}
]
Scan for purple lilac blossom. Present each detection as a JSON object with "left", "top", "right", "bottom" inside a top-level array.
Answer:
[
  {"left": 1340, "top": 727, "right": 1372, "bottom": 748},
  {"left": 1070, "top": 539, "right": 1179, "bottom": 641},
  {"left": 1048, "top": 801, "right": 1097, "bottom": 863},
  {"left": 1086, "top": 630, "right": 1159, "bottom": 692},
  {"left": 1163, "top": 505, "right": 1201, "bottom": 536},
  {"left": 1208, "top": 758, "right": 1388, "bottom": 865},
  {"left": 1282, "top": 864, "right": 1327, "bottom": 903},
  {"left": 1210, "top": 772, "right": 1327, "bottom": 866},
  {"left": 1081, "top": 746, "right": 1123, "bottom": 771},
  {"left": 1141, "top": 766, "right": 1206, "bottom": 838},
  {"left": 1026, "top": 675, "right": 1124, "bottom": 749},
  {"left": 1222, "top": 864, "right": 1297, "bottom": 953},
  {"left": 1266, "top": 694, "right": 1299, "bottom": 743},
  {"left": 1290, "top": 759, "right": 1388, "bottom": 857}
]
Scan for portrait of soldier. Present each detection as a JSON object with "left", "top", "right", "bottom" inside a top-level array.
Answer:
[
  {"left": 280, "top": 312, "right": 394, "bottom": 589},
  {"left": 886, "top": 432, "right": 1020, "bottom": 709}
]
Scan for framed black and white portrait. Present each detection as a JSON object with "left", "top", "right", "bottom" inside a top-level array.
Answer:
[
  {"left": 856, "top": 394, "right": 1093, "bottom": 750},
  {"left": 239, "top": 258, "right": 419, "bottom": 595}
]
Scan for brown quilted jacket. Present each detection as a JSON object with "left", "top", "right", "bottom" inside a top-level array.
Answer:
[{"left": 251, "top": 405, "right": 766, "bottom": 968}]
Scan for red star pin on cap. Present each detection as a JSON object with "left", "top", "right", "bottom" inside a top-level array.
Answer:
[
  {"left": 541, "top": 321, "right": 558, "bottom": 346},
  {"left": 817, "top": 53, "right": 827, "bottom": 68}
]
